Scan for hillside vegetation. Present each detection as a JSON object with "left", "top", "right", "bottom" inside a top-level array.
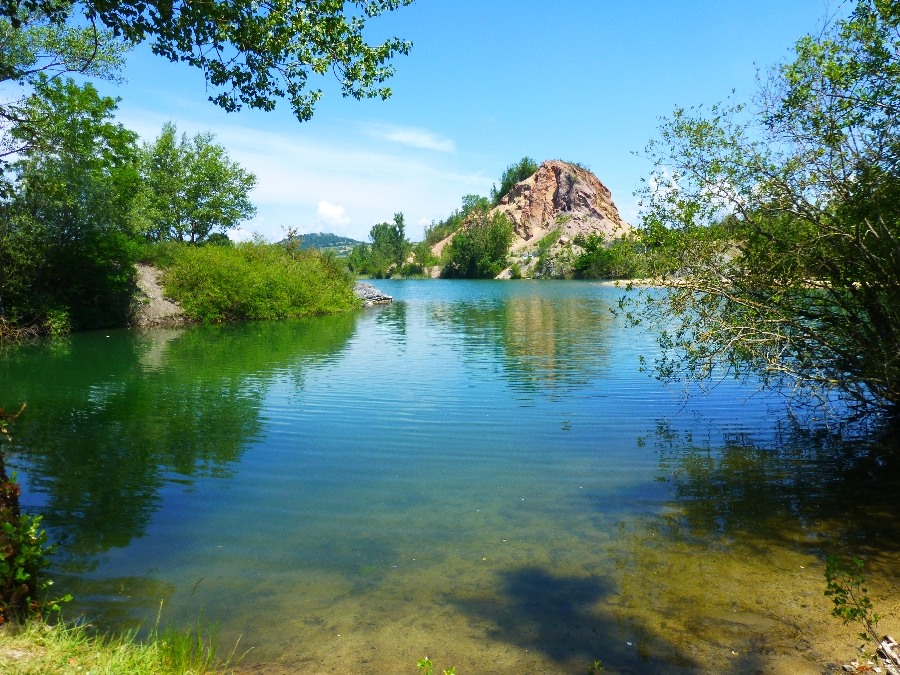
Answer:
[{"left": 298, "top": 232, "right": 363, "bottom": 250}]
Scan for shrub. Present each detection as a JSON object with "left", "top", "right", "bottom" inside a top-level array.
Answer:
[
  {"left": 441, "top": 210, "right": 514, "bottom": 279},
  {"left": 490, "top": 157, "right": 539, "bottom": 205},
  {"left": 0, "top": 404, "right": 69, "bottom": 624},
  {"left": 161, "top": 242, "right": 359, "bottom": 322},
  {"left": 572, "top": 233, "right": 644, "bottom": 279}
]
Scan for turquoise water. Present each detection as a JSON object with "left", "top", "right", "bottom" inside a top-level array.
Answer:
[{"left": 4, "top": 280, "right": 899, "bottom": 674}]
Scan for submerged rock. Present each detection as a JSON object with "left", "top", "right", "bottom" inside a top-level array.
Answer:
[{"left": 354, "top": 282, "right": 393, "bottom": 307}]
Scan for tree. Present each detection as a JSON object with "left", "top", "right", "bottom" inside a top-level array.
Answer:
[
  {"left": 0, "top": 13, "right": 127, "bottom": 178},
  {"left": 0, "top": 0, "right": 414, "bottom": 123},
  {"left": 139, "top": 123, "right": 256, "bottom": 243},
  {"left": 491, "top": 157, "right": 538, "bottom": 205},
  {"left": 423, "top": 194, "right": 490, "bottom": 246},
  {"left": 630, "top": 0, "right": 900, "bottom": 417},
  {"left": 1, "top": 76, "right": 141, "bottom": 331},
  {"left": 572, "top": 232, "right": 642, "bottom": 280},
  {"left": 441, "top": 208, "right": 513, "bottom": 279}
]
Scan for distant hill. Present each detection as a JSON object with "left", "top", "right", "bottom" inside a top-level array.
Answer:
[{"left": 298, "top": 233, "right": 363, "bottom": 250}]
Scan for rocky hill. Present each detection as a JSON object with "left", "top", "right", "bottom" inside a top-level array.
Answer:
[{"left": 431, "top": 160, "right": 631, "bottom": 278}]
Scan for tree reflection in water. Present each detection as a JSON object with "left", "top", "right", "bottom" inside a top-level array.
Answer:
[
  {"left": 434, "top": 294, "right": 612, "bottom": 395},
  {"left": 0, "top": 312, "right": 359, "bottom": 569}
]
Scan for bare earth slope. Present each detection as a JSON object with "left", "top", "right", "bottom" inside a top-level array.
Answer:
[
  {"left": 132, "top": 264, "right": 187, "bottom": 327},
  {"left": 431, "top": 160, "right": 631, "bottom": 278}
]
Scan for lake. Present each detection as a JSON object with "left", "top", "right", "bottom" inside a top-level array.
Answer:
[{"left": 4, "top": 280, "right": 899, "bottom": 675}]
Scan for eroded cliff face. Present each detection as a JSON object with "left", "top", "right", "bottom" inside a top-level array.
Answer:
[
  {"left": 494, "top": 160, "right": 629, "bottom": 249},
  {"left": 430, "top": 161, "right": 631, "bottom": 278}
]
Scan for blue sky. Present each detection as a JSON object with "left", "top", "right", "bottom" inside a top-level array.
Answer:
[{"left": 99, "top": 0, "right": 836, "bottom": 241}]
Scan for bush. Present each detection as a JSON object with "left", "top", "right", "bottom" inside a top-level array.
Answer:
[
  {"left": 572, "top": 233, "right": 644, "bottom": 279},
  {"left": 441, "top": 210, "right": 514, "bottom": 279},
  {"left": 161, "top": 242, "right": 359, "bottom": 322},
  {"left": 490, "top": 157, "right": 539, "bottom": 205}
]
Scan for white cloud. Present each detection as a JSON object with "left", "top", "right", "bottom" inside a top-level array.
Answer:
[
  {"left": 371, "top": 124, "right": 455, "bottom": 153},
  {"left": 317, "top": 201, "right": 351, "bottom": 227},
  {"left": 227, "top": 226, "right": 256, "bottom": 243}
]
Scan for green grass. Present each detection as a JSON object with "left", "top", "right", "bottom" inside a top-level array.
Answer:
[
  {"left": 0, "top": 616, "right": 240, "bottom": 675},
  {"left": 158, "top": 242, "right": 360, "bottom": 322}
]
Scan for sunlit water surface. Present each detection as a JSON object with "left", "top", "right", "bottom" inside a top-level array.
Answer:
[{"left": 4, "top": 281, "right": 899, "bottom": 675}]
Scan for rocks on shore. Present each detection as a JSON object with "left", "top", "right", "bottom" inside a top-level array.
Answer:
[{"left": 354, "top": 282, "right": 392, "bottom": 307}]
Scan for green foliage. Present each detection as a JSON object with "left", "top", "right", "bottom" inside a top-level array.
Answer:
[
  {"left": 0, "top": 12, "right": 126, "bottom": 86},
  {"left": 0, "top": 0, "right": 414, "bottom": 123},
  {"left": 138, "top": 122, "right": 257, "bottom": 244},
  {"left": 0, "top": 404, "right": 69, "bottom": 624},
  {"left": 572, "top": 233, "right": 644, "bottom": 279},
  {"left": 588, "top": 659, "right": 606, "bottom": 674},
  {"left": 0, "top": 615, "right": 236, "bottom": 675},
  {"left": 417, "top": 657, "right": 456, "bottom": 675},
  {"left": 161, "top": 241, "right": 359, "bottom": 322},
  {"left": 424, "top": 194, "right": 490, "bottom": 246},
  {"left": 0, "top": 509, "right": 69, "bottom": 622},
  {"left": 824, "top": 555, "right": 881, "bottom": 644},
  {"left": 398, "top": 240, "right": 438, "bottom": 277},
  {"left": 346, "top": 242, "right": 373, "bottom": 275},
  {"left": 137, "top": 240, "right": 187, "bottom": 268},
  {"left": 347, "top": 213, "right": 410, "bottom": 278},
  {"left": 0, "top": 13, "right": 127, "bottom": 165},
  {"left": 629, "top": 0, "right": 900, "bottom": 415},
  {"left": 441, "top": 209, "right": 514, "bottom": 279},
  {"left": 491, "top": 157, "right": 539, "bottom": 205},
  {"left": 509, "top": 262, "right": 522, "bottom": 279},
  {"left": 1, "top": 76, "right": 141, "bottom": 332}
]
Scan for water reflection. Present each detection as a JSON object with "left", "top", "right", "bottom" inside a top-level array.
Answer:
[
  {"left": 646, "top": 419, "right": 900, "bottom": 561},
  {"left": 1, "top": 313, "right": 358, "bottom": 567},
  {"left": 434, "top": 294, "right": 612, "bottom": 393},
  {"left": 374, "top": 301, "right": 407, "bottom": 345}
]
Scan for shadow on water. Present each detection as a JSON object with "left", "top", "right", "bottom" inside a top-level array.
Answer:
[
  {"left": 452, "top": 566, "right": 697, "bottom": 674},
  {"left": 449, "top": 416, "right": 900, "bottom": 674},
  {"left": 433, "top": 293, "right": 613, "bottom": 395},
  {"left": 644, "top": 417, "right": 900, "bottom": 568},
  {"left": 0, "top": 312, "right": 359, "bottom": 569},
  {"left": 573, "top": 415, "right": 900, "bottom": 674}
]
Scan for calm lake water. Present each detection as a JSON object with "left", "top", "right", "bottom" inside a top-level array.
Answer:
[{"left": 4, "top": 280, "right": 899, "bottom": 675}]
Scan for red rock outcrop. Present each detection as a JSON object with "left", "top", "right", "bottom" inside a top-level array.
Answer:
[
  {"left": 430, "top": 161, "right": 631, "bottom": 268},
  {"left": 494, "top": 160, "right": 629, "bottom": 249}
]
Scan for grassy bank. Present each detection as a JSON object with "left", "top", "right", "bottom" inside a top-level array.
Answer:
[
  {"left": 0, "top": 618, "right": 235, "bottom": 675},
  {"left": 143, "top": 241, "right": 360, "bottom": 322}
]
